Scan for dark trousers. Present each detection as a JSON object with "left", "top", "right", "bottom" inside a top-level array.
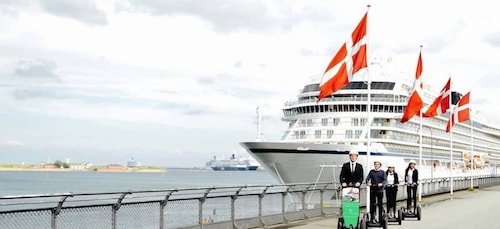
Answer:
[
  {"left": 370, "top": 191, "right": 384, "bottom": 220},
  {"left": 406, "top": 185, "right": 417, "bottom": 209},
  {"left": 385, "top": 187, "right": 397, "bottom": 214}
]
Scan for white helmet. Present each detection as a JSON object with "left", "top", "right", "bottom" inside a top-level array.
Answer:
[
  {"left": 373, "top": 160, "right": 382, "bottom": 165},
  {"left": 387, "top": 164, "right": 395, "bottom": 168},
  {"left": 349, "top": 150, "right": 359, "bottom": 156},
  {"left": 409, "top": 160, "right": 417, "bottom": 164}
]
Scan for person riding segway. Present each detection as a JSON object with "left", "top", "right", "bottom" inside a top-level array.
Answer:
[
  {"left": 337, "top": 150, "right": 365, "bottom": 229},
  {"left": 385, "top": 164, "right": 402, "bottom": 225},
  {"left": 365, "top": 161, "right": 387, "bottom": 228},
  {"left": 401, "top": 159, "right": 421, "bottom": 220},
  {"left": 340, "top": 150, "right": 364, "bottom": 188}
]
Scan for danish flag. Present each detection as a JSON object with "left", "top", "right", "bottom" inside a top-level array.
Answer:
[
  {"left": 446, "top": 91, "right": 470, "bottom": 133},
  {"left": 317, "top": 12, "right": 368, "bottom": 102},
  {"left": 422, "top": 77, "right": 451, "bottom": 117},
  {"left": 400, "top": 51, "right": 424, "bottom": 123}
]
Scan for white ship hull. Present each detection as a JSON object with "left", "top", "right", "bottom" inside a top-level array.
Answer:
[{"left": 241, "top": 141, "right": 496, "bottom": 184}]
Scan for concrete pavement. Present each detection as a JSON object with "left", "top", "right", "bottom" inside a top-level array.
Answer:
[{"left": 263, "top": 185, "right": 500, "bottom": 228}]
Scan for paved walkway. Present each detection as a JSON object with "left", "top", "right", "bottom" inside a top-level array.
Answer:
[{"left": 264, "top": 185, "right": 500, "bottom": 228}]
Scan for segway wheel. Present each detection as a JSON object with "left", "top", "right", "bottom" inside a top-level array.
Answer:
[
  {"left": 397, "top": 209, "right": 402, "bottom": 225},
  {"left": 417, "top": 206, "right": 422, "bottom": 220},
  {"left": 337, "top": 217, "right": 344, "bottom": 229},
  {"left": 363, "top": 213, "right": 369, "bottom": 228}
]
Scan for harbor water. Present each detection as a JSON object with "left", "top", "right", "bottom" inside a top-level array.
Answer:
[{"left": 0, "top": 168, "right": 279, "bottom": 197}]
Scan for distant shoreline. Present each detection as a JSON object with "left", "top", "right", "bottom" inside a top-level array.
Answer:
[{"left": 0, "top": 167, "right": 167, "bottom": 173}]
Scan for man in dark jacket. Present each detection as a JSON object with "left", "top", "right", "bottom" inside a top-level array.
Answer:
[
  {"left": 339, "top": 150, "right": 364, "bottom": 187},
  {"left": 366, "top": 161, "right": 386, "bottom": 223}
]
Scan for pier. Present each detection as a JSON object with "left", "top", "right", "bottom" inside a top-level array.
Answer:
[
  {"left": 1, "top": 175, "right": 499, "bottom": 228},
  {"left": 277, "top": 183, "right": 500, "bottom": 229}
]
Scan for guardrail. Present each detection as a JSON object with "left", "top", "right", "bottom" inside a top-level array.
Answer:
[{"left": 1, "top": 175, "right": 500, "bottom": 229}]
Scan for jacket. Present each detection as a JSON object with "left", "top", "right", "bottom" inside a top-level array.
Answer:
[{"left": 340, "top": 161, "right": 364, "bottom": 185}]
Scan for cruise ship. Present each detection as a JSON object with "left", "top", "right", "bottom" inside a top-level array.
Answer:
[
  {"left": 240, "top": 58, "right": 500, "bottom": 184},
  {"left": 206, "top": 154, "right": 260, "bottom": 171}
]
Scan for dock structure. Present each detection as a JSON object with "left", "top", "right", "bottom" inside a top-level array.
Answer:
[
  {"left": 275, "top": 184, "right": 500, "bottom": 229},
  {"left": 1, "top": 176, "right": 499, "bottom": 229}
]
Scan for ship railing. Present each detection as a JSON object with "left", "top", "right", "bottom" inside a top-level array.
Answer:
[
  {"left": 1, "top": 175, "right": 500, "bottom": 229},
  {"left": 284, "top": 96, "right": 407, "bottom": 107}
]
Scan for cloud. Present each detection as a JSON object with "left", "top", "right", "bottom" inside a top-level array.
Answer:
[
  {"left": 483, "top": 31, "right": 500, "bottom": 47},
  {"left": 1, "top": 140, "right": 23, "bottom": 147},
  {"left": 121, "top": 0, "right": 331, "bottom": 33},
  {"left": 41, "top": 0, "right": 107, "bottom": 25},
  {"left": 13, "top": 59, "right": 60, "bottom": 80}
]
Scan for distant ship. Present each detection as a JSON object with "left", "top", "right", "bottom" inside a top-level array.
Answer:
[{"left": 207, "top": 154, "right": 260, "bottom": 171}]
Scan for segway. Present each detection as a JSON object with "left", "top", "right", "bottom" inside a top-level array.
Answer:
[
  {"left": 337, "top": 184, "right": 365, "bottom": 229},
  {"left": 364, "top": 184, "right": 388, "bottom": 229},
  {"left": 401, "top": 183, "right": 421, "bottom": 221},
  {"left": 385, "top": 184, "right": 402, "bottom": 225}
]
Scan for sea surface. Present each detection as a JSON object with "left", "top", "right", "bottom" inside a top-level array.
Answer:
[{"left": 0, "top": 168, "right": 279, "bottom": 197}]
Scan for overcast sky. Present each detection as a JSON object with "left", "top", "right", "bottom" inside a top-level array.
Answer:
[{"left": 0, "top": 0, "right": 499, "bottom": 167}]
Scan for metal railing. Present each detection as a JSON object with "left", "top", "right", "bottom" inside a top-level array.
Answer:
[{"left": 1, "top": 175, "right": 500, "bottom": 229}]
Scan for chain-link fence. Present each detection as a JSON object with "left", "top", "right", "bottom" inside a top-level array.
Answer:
[{"left": 1, "top": 176, "right": 500, "bottom": 229}]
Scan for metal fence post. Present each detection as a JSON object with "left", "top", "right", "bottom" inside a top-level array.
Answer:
[
  {"left": 199, "top": 188, "right": 214, "bottom": 229},
  {"left": 231, "top": 186, "right": 245, "bottom": 229},
  {"left": 51, "top": 195, "right": 72, "bottom": 229},
  {"left": 160, "top": 190, "right": 177, "bottom": 229},
  {"left": 258, "top": 186, "right": 271, "bottom": 227},
  {"left": 112, "top": 192, "right": 131, "bottom": 229},
  {"left": 301, "top": 189, "right": 307, "bottom": 220}
]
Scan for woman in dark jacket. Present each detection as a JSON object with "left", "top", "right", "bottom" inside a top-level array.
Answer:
[
  {"left": 405, "top": 160, "right": 419, "bottom": 212},
  {"left": 385, "top": 164, "right": 399, "bottom": 217}
]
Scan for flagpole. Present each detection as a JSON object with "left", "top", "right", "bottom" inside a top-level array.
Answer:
[
  {"left": 449, "top": 78, "right": 454, "bottom": 197},
  {"left": 365, "top": 4, "right": 371, "bottom": 215},
  {"left": 418, "top": 111, "right": 423, "bottom": 202},
  {"left": 417, "top": 46, "right": 423, "bottom": 203},
  {"left": 470, "top": 111, "right": 474, "bottom": 190}
]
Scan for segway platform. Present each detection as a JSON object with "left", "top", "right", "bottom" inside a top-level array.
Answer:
[{"left": 400, "top": 205, "right": 422, "bottom": 221}]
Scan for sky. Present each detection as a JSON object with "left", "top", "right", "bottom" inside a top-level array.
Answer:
[{"left": 0, "top": 1, "right": 499, "bottom": 167}]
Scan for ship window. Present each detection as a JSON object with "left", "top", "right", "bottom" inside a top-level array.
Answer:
[
  {"left": 315, "top": 130, "right": 322, "bottom": 138},
  {"left": 346, "top": 130, "right": 353, "bottom": 138},
  {"left": 301, "top": 84, "right": 320, "bottom": 93},
  {"left": 327, "top": 130, "right": 334, "bottom": 138},
  {"left": 352, "top": 118, "right": 359, "bottom": 126},
  {"left": 307, "top": 119, "right": 313, "bottom": 127},
  {"left": 360, "top": 118, "right": 367, "bottom": 126},
  {"left": 300, "top": 119, "right": 306, "bottom": 127},
  {"left": 355, "top": 130, "right": 363, "bottom": 138},
  {"left": 333, "top": 118, "right": 340, "bottom": 126},
  {"left": 321, "top": 118, "right": 328, "bottom": 126},
  {"left": 299, "top": 131, "right": 306, "bottom": 139}
]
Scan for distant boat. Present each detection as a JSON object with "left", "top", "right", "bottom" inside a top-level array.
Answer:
[{"left": 207, "top": 154, "right": 260, "bottom": 171}]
